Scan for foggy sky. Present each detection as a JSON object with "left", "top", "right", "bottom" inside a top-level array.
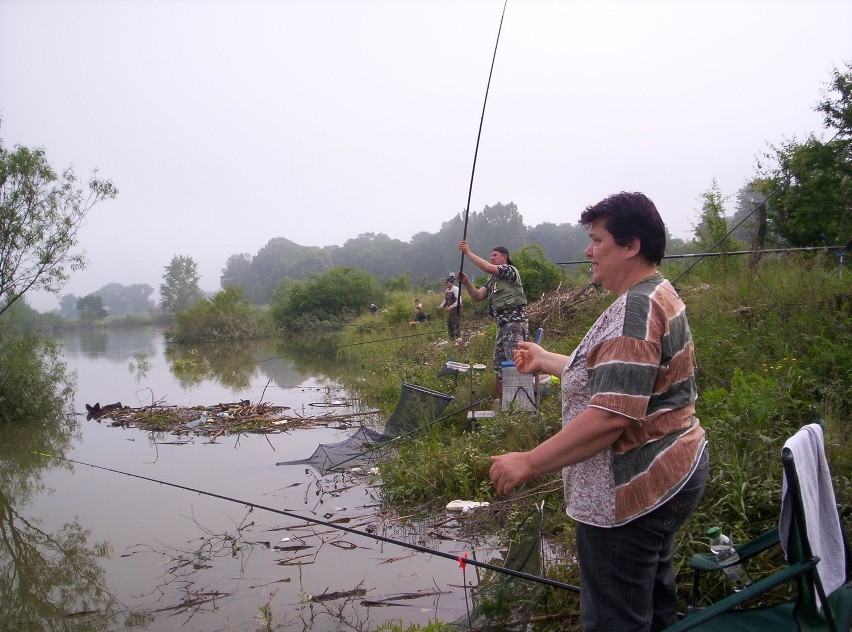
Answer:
[{"left": 1, "top": 0, "right": 850, "bottom": 312}]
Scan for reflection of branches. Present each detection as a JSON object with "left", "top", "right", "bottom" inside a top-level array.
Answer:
[
  {"left": 0, "top": 490, "right": 119, "bottom": 630},
  {"left": 127, "top": 352, "right": 149, "bottom": 382},
  {"left": 163, "top": 334, "right": 365, "bottom": 393},
  {"left": 166, "top": 345, "right": 258, "bottom": 390},
  {"left": 122, "top": 508, "right": 257, "bottom": 624},
  {"left": 298, "top": 576, "right": 372, "bottom": 632}
]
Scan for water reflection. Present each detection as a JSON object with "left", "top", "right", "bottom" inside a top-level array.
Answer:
[
  {"left": 165, "top": 333, "right": 351, "bottom": 393},
  {"left": 2, "top": 327, "right": 474, "bottom": 630},
  {"left": 62, "top": 327, "right": 159, "bottom": 361},
  {"left": 0, "top": 413, "right": 120, "bottom": 629}
]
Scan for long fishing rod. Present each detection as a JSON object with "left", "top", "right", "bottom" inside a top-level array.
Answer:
[
  {"left": 32, "top": 451, "right": 580, "bottom": 593},
  {"left": 456, "top": 0, "right": 509, "bottom": 318}
]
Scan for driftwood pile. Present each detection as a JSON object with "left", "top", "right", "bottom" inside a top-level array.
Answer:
[
  {"left": 84, "top": 399, "right": 376, "bottom": 437},
  {"left": 525, "top": 282, "right": 600, "bottom": 331}
]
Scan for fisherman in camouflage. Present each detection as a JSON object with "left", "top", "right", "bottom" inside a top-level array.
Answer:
[{"left": 457, "top": 241, "right": 529, "bottom": 395}]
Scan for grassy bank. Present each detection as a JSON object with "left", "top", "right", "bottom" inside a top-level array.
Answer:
[{"left": 333, "top": 253, "right": 850, "bottom": 629}]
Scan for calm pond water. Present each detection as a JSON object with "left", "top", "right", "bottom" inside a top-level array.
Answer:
[{"left": 2, "top": 326, "right": 489, "bottom": 631}]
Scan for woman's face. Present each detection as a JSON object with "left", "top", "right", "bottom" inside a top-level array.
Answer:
[{"left": 583, "top": 220, "right": 633, "bottom": 292}]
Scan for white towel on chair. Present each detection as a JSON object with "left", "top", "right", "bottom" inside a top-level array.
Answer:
[{"left": 780, "top": 423, "right": 846, "bottom": 601}]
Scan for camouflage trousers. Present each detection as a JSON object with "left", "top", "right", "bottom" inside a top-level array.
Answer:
[
  {"left": 447, "top": 310, "right": 460, "bottom": 339},
  {"left": 493, "top": 321, "right": 529, "bottom": 379}
]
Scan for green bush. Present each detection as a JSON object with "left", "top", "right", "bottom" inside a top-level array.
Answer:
[
  {"left": 0, "top": 333, "right": 73, "bottom": 424},
  {"left": 167, "top": 286, "right": 275, "bottom": 343},
  {"left": 271, "top": 266, "right": 381, "bottom": 331},
  {"left": 512, "top": 243, "right": 565, "bottom": 302}
]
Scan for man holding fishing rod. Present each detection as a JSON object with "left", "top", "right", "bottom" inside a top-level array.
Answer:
[
  {"left": 457, "top": 241, "right": 529, "bottom": 396},
  {"left": 489, "top": 192, "right": 708, "bottom": 631}
]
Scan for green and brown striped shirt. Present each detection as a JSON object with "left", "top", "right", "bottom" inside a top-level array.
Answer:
[{"left": 560, "top": 273, "right": 706, "bottom": 526}]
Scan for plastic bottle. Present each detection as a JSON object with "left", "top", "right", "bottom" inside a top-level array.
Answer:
[{"left": 706, "top": 526, "right": 752, "bottom": 591}]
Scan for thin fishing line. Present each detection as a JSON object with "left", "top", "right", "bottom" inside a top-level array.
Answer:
[
  {"left": 31, "top": 451, "right": 580, "bottom": 593},
  {"left": 253, "top": 327, "right": 446, "bottom": 366},
  {"left": 555, "top": 245, "right": 847, "bottom": 266},
  {"left": 456, "top": 0, "right": 509, "bottom": 318}
]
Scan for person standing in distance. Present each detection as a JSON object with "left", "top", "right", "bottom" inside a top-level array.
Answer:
[
  {"left": 489, "top": 192, "right": 708, "bottom": 631},
  {"left": 457, "top": 242, "right": 528, "bottom": 395},
  {"left": 437, "top": 275, "right": 461, "bottom": 339}
]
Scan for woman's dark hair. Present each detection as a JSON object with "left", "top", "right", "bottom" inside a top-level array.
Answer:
[{"left": 579, "top": 192, "right": 666, "bottom": 265}]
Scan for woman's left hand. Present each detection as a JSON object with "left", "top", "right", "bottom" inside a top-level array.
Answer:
[{"left": 489, "top": 452, "right": 534, "bottom": 495}]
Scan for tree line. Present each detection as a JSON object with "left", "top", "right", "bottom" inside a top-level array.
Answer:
[{"left": 1, "top": 64, "right": 848, "bottom": 326}]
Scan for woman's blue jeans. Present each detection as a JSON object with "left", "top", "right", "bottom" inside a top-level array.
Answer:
[{"left": 575, "top": 446, "right": 709, "bottom": 631}]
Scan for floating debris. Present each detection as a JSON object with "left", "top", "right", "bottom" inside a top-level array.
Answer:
[{"left": 83, "top": 400, "right": 378, "bottom": 437}]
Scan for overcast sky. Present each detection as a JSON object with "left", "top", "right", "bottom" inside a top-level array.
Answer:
[{"left": 1, "top": 0, "right": 849, "bottom": 312}]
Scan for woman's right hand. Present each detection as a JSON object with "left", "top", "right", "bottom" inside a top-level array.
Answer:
[{"left": 513, "top": 341, "right": 544, "bottom": 374}]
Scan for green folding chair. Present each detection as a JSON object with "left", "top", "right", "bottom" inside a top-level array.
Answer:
[{"left": 665, "top": 423, "right": 852, "bottom": 631}]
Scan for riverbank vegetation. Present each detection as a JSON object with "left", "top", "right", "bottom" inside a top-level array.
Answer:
[{"left": 334, "top": 252, "right": 850, "bottom": 628}]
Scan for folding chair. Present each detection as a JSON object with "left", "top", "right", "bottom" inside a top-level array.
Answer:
[{"left": 665, "top": 422, "right": 852, "bottom": 631}]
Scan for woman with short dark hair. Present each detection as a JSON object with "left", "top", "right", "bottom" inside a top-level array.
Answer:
[{"left": 490, "top": 192, "right": 708, "bottom": 631}]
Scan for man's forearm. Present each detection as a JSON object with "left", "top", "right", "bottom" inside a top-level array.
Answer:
[
  {"left": 468, "top": 251, "right": 498, "bottom": 276},
  {"left": 462, "top": 278, "right": 486, "bottom": 302}
]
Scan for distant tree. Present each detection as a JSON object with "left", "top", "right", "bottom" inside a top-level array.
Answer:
[
  {"left": 693, "top": 180, "right": 744, "bottom": 275},
  {"left": 292, "top": 248, "right": 333, "bottom": 277},
  {"left": 220, "top": 253, "right": 259, "bottom": 298},
  {"left": 332, "top": 233, "right": 407, "bottom": 277},
  {"left": 159, "top": 255, "right": 203, "bottom": 314},
  {"left": 271, "top": 266, "right": 379, "bottom": 330},
  {"left": 728, "top": 186, "right": 762, "bottom": 244},
  {"left": 0, "top": 131, "right": 117, "bottom": 317},
  {"left": 249, "top": 238, "right": 332, "bottom": 303},
  {"left": 760, "top": 63, "right": 851, "bottom": 247},
  {"left": 694, "top": 180, "right": 741, "bottom": 251},
  {"left": 526, "top": 221, "right": 588, "bottom": 263},
  {"left": 94, "top": 282, "right": 154, "bottom": 316},
  {"left": 76, "top": 294, "right": 108, "bottom": 321},
  {"left": 59, "top": 293, "right": 78, "bottom": 320},
  {"left": 1, "top": 297, "right": 45, "bottom": 333},
  {"left": 464, "top": 202, "right": 527, "bottom": 257}
]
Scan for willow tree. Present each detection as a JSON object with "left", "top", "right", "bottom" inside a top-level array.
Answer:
[{"left": 0, "top": 133, "right": 117, "bottom": 317}]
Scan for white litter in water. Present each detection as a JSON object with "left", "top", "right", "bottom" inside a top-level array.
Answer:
[
  {"left": 186, "top": 411, "right": 209, "bottom": 428},
  {"left": 445, "top": 499, "right": 490, "bottom": 513},
  {"left": 280, "top": 537, "right": 290, "bottom": 542},
  {"left": 368, "top": 467, "right": 380, "bottom": 475}
]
